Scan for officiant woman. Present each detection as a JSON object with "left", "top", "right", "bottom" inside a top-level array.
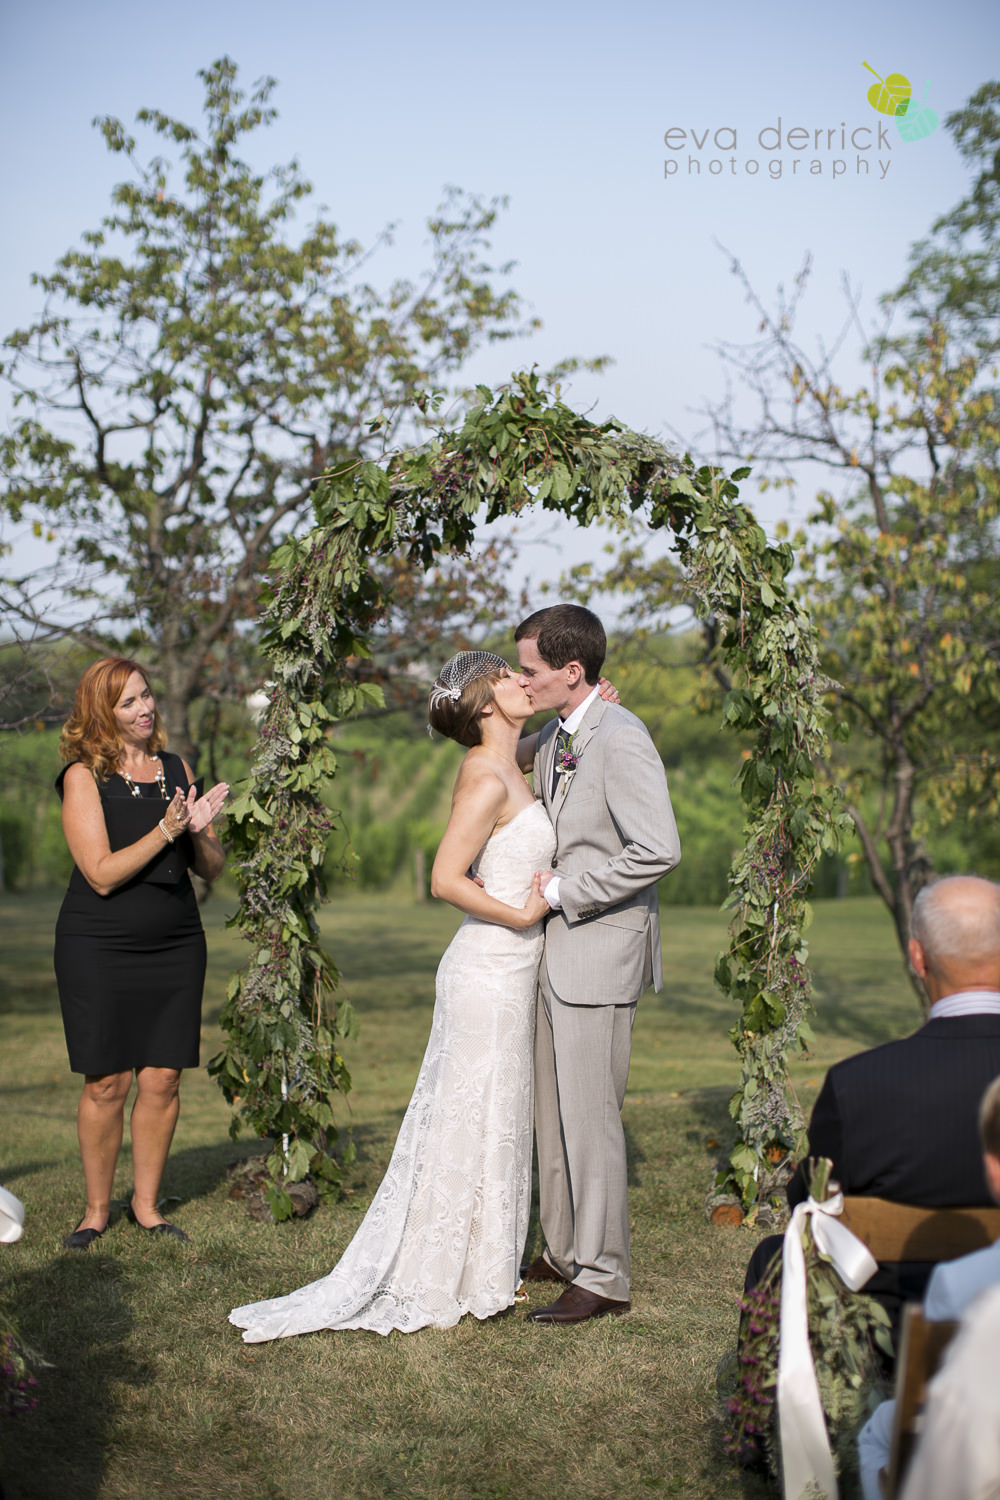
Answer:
[{"left": 54, "top": 657, "right": 228, "bottom": 1249}]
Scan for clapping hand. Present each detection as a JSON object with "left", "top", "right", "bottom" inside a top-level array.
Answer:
[{"left": 168, "top": 782, "right": 229, "bottom": 836}]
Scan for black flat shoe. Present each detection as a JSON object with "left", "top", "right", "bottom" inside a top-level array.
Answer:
[
  {"left": 125, "top": 1203, "right": 189, "bottom": 1242},
  {"left": 64, "top": 1222, "right": 107, "bottom": 1250}
]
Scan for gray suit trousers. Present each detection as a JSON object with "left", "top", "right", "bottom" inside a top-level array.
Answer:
[{"left": 534, "top": 947, "right": 636, "bottom": 1301}]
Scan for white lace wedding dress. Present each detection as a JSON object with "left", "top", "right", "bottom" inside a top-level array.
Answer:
[{"left": 229, "top": 801, "right": 555, "bottom": 1341}]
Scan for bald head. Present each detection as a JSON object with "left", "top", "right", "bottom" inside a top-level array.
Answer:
[{"left": 910, "top": 876, "right": 1000, "bottom": 1002}]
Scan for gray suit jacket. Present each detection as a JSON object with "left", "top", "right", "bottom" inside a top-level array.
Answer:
[{"left": 536, "top": 696, "right": 680, "bottom": 1005}]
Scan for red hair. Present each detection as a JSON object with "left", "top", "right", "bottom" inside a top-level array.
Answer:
[{"left": 59, "top": 657, "right": 166, "bottom": 781}]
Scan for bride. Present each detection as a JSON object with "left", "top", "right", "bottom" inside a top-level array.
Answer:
[{"left": 230, "top": 650, "right": 555, "bottom": 1341}]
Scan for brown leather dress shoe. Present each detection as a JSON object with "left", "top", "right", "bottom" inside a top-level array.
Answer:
[
  {"left": 519, "top": 1255, "right": 570, "bottom": 1284},
  {"left": 526, "top": 1285, "right": 630, "bottom": 1324}
]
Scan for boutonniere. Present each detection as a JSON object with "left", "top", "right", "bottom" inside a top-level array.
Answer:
[{"left": 555, "top": 736, "right": 579, "bottom": 796}]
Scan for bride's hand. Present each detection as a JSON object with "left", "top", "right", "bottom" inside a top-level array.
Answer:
[
  {"left": 597, "top": 675, "right": 620, "bottom": 704},
  {"left": 518, "top": 872, "right": 551, "bottom": 929}
]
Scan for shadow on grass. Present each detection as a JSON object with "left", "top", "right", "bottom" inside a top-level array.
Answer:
[
  {"left": 158, "top": 1114, "right": 405, "bottom": 1215},
  {"left": 699, "top": 1406, "right": 777, "bottom": 1500},
  {"left": 0, "top": 1082, "right": 60, "bottom": 1099},
  {"left": 624, "top": 1120, "right": 647, "bottom": 1188},
  {"left": 677, "top": 1084, "right": 735, "bottom": 1127},
  {"left": 1, "top": 1255, "right": 151, "bottom": 1500},
  {"left": 159, "top": 1137, "right": 280, "bottom": 1210},
  {"left": 807, "top": 986, "right": 922, "bottom": 1051},
  {"left": 0, "top": 1158, "right": 60, "bottom": 1185},
  {"left": 201, "top": 980, "right": 436, "bottom": 1031},
  {"left": 0, "top": 982, "right": 61, "bottom": 1020}
]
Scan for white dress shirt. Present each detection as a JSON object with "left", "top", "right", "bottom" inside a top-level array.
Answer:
[{"left": 928, "top": 989, "right": 1000, "bottom": 1019}]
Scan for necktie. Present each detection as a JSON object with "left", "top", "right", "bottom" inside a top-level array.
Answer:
[{"left": 551, "top": 726, "right": 570, "bottom": 797}]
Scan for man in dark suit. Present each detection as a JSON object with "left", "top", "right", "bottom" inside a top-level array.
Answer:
[{"left": 747, "top": 874, "right": 1000, "bottom": 1328}]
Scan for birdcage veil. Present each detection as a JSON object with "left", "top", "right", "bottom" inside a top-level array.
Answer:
[{"left": 428, "top": 651, "right": 509, "bottom": 711}]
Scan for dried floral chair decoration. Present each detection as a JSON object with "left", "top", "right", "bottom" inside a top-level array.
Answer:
[{"left": 720, "top": 1158, "right": 893, "bottom": 1496}]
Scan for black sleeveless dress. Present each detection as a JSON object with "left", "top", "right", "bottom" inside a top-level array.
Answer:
[{"left": 54, "top": 751, "right": 206, "bottom": 1075}]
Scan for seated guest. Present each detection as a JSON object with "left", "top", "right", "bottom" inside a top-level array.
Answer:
[
  {"left": 897, "top": 1280, "right": 1000, "bottom": 1500},
  {"left": 746, "top": 875, "right": 1000, "bottom": 1336},
  {"left": 857, "top": 1071, "right": 1000, "bottom": 1500}
]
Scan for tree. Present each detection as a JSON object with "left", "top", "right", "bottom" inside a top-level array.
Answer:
[
  {"left": 0, "top": 59, "right": 566, "bottom": 759},
  {"left": 885, "top": 80, "right": 1000, "bottom": 359},
  {"left": 0, "top": 537, "right": 113, "bottom": 730},
  {"left": 345, "top": 535, "right": 525, "bottom": 722},
  {"left": 702, "top": 84, "right": 1000, "bottom": 1007}
]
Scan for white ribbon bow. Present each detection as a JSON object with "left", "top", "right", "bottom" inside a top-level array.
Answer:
[
  {"left": 777, "top": 1191, "right": 877, "bottom": 1500},
  {"left": 0, "top": 1185, "right": 24, "bottom": 1244}
]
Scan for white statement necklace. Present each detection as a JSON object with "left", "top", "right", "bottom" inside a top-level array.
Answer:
[{"left": 120, "top": 757, "right": 167, "bottom": 800}]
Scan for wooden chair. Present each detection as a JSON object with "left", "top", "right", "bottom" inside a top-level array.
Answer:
[
  {"left": 882, "top": 1304, "right": 958, "bottom": 1499},
  {"left": 838, "top": 1197, "right": 1000, "bottom": 1499},
  {"left": 840, "top": 1197, "right": 1000, "bottom": 1263}
]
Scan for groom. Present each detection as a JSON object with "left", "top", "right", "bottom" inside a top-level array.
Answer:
[{"left": 515, "top": 604, "right": 681, "bottom": 1324}]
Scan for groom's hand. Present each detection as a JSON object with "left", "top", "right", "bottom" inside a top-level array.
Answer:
[{"left": 535, "top": 869, "right": 562, "bottom": 909}]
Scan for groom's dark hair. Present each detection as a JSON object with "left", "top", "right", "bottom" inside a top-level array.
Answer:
[{"left": 515, "top": 604, "right": 606, "bottom": 684}]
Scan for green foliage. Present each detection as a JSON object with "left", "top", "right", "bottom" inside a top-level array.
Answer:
[
  {"left": 344, "top": 538, "right": 526, "bottom": 726},
  {"left": 0, "top": 729, "right": 72, "bottom": 891},
  {"left": 886, "top": 80, "right": 1000, "bottom": 356},
  {"left": 0, "top": 58, "right": 541, "bottom": 757},
  {"left": 321, "top": 732, "right": 460, "bottom": 893},
  {"left": 790, "top": 319, "right": 1000, "bottom": 999},
  {"left": 0, "top": 638, "right": 93, "bottom": 735},
  {"left": 721, "top": 1158, "right": 891, "bottom": 1482},
  {"left": 707, "top": 84, "right": 1000, "bottom": 1007},
  {"left": 222, "top": 369, "right": 839, "bottom": 1212},
  {"left": 208, "top": 515, "right": 393, "bottom": 1211}
]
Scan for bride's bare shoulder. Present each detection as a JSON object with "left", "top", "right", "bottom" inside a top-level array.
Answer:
[{"left": 450, "top": 753, "right": 507, "bottom": 809}]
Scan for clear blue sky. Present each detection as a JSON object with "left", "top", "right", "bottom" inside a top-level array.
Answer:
[{"left": 1, "top": 0, "right": 996, "bottom": 581}]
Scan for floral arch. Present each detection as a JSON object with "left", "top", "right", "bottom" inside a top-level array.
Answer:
[{"left": 211, "top": 372, "right": 845, "bottom": 1219}]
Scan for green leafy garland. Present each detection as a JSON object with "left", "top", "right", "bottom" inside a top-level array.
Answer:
[{"left": 213, "top": 372, "right": 847, "bottom": 1217}]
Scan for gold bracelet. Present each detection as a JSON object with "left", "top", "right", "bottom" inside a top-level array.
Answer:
[{"left": 158, "top": 818, "right": 175, "bottom": 844}]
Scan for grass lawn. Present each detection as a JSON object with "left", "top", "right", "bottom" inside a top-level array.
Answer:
[{"left": 0, "top": 890, "right": 918, "bottom": 1499}]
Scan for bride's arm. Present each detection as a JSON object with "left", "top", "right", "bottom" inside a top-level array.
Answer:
[{"left": 431, "top": 771, "right": 549, "bottom": 930}]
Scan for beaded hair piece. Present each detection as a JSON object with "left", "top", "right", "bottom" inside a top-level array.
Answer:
[{"left": 427, "top": 650, "right": 510, "bottom": 711}]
